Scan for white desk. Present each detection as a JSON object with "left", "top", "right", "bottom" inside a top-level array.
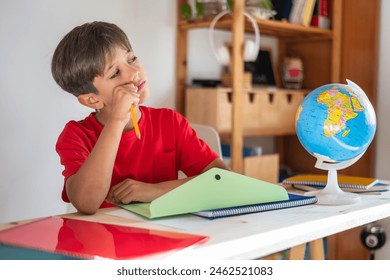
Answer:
[
  {"left": 44, "top": 188, "right": 390, "bottom": 260},
  {"left": 173, "top": 192, "right": 390, "bottom": 259},
  {"left": 1, "top": 188, "right": 390, "bottom": 260}
]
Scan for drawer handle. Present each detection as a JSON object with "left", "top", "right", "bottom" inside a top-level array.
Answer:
[
  {"left": 227, "top": 91, "right": 232, "bottom": 103},
  {"left": 268, "top": 93, "right": 274, "bottom": 104},
  {"left": 287, "top": 93, "right": 293, "bottom": 103},
  {"left": 248, "top": 92, "right": 255, "bottom": 103},
  {"left": 226, "top": 92, "right": 255, "bottom": 103}
]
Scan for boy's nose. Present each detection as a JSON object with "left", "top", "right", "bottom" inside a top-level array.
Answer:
[{"left": 124, "top": 64, "right": 140, "bottom": 83}]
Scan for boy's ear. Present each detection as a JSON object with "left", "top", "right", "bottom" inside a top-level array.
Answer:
[{"left": 77, "top": 93, "right": 104, "bottom": 110}]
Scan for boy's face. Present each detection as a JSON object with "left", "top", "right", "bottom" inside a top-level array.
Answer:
[{"left": 92, "top": 45, "right": 149, "bottom": 108}]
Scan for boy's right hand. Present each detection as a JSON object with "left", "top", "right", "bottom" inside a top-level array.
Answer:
[{"left": 109, "top": 84, "right": 140, "bottom": 127}]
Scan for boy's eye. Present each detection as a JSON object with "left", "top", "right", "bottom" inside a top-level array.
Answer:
[
  {"left": 128, "top": 56, "right": 138, "bottom": 64},
  {"left": 108, "top": 56, "right": 138, "bottom": 79},
  {"left": 110, "top": 69, "right": 120, "bottom": 79}
]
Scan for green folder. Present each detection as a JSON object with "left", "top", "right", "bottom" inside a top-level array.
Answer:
[{"left": 119, "top": 168, "right": 289, "bottom": 219}]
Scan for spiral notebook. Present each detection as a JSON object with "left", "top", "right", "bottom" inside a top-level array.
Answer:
[
  {"left": 290, "top": 182, "right": 389, "bottom": 194},
  {"left": 282, "top": 174, "right": 379, "bottom": 190},
  {"left": 192, "top": 193, "right": 318, "bottom": 219}
]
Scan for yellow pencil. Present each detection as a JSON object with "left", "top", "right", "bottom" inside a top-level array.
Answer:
[{"left": 130, "top": 105, "right": 141, "bottom": 140}]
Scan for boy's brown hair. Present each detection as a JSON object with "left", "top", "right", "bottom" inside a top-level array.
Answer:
[{"left": 51, "top": 21, "right": 132, "bottom": 97}]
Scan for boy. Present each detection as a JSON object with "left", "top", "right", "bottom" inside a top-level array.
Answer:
[{"left": 52, "top": 21, "right": 227, "bottom": 214}]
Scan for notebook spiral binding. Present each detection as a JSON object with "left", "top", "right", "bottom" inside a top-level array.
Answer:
[{"left": 194, "top": 195, "right": 318, "bottom": 219}]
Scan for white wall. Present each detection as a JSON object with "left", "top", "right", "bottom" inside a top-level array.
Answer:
[
  {"left": 0, "top": 0, "right": 177, "bottom": 223},
  {"left": 375, "top": 2, "right": 390, "bottom": 181},
  {"left": 373, "top": 0, "right": 390, "bottom": 260}
]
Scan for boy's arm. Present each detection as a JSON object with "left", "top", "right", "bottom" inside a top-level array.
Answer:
[
  {"left": 65, "top": 119, "right": 126, "bottom": 214},
  {"left": 107, "top": 158, "right": 229, "bottom": 205},
  {"left": 65, "top": 85, "right": 138, "bottom": 214}
]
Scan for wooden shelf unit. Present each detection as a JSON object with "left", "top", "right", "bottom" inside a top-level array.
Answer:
[
  {"left": 176, "top": 0, "right": 379, "bottom": 175},
  {"left": 178, "top": 17, "right": 332, "bottom": 39},
  {"left": 176, "top": 0, "right": 338, "bottom": 173}
]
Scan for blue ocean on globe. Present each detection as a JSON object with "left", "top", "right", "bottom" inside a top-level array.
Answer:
[{"left": 295, "top": 82, "right": 376, "bottom": 163}]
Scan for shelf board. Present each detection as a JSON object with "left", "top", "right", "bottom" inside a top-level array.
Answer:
[
  {"left": 220, "top": 128, "right": 296, "bottom": 141},
  {"left": 178, "top": 18, "right": 332, "bottom": 40}
]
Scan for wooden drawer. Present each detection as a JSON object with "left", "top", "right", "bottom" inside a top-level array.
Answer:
[
  {"left": 243, "top": 154, "right": 279, "bottom": 184},
  {"left": 185, "top": 87, "right": 306, "bottom": 135}
]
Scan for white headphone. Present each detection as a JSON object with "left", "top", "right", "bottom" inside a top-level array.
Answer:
[{"left": 209, "top": 11, "right": 261, "bottom": 66}]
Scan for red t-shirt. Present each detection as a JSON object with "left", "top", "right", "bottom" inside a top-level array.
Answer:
[{"left": 56, "top": 107, "right": 218, "bottom": 208}]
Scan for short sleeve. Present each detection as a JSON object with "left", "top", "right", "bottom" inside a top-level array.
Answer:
[{"left": 55, "top": 121, "right": 97, "bottom": 202}]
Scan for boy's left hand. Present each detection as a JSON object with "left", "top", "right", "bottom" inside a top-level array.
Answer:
[{"left": 106, "top": 178, "right": 165, "bottom": 204}]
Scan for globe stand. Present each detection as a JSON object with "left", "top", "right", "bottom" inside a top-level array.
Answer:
[
  {"left": 296, "top": 79, "right": 376, "bottom": 205},
  {"left": 304, "top": 154, "right": 364, "bottom": 205}
]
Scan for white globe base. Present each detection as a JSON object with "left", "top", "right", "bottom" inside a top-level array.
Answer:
[
  {"left": 307, "top": 191, "right": 360, "bottom": 205},
  {"left": 304, "top": 155, "right": 364, "bottom": 205},
  {"left": 304, "top": 181, "right": 361, "bottom": 205}
]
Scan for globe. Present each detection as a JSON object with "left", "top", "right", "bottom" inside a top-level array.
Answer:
[
  {"left": 296, "top": 80, "right": 376, "bottom": 163},
  {"left": 295, "top": 80, "right": 377, "bottom": 204}
]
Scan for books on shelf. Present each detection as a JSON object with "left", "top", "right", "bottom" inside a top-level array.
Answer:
[
  {"left": 193, "top": 193, "right": 318, "bottom": 219},
  {"left": 289, "top": 0, "right": 306, "bottom": 24},
  {"left": 282, "top": 174, "right": 389, "bottom": 193},
  {"left": 277, "top": 0, "right": 330, "bottom": 29},
  {"left": 272, "top": 0, "right": 293, "bottom": 21},
  {"left": 310, "top": 0, "right": 331, "bottom": 29},
  {"left": 0, "top": 216, "right": 208, "bottom": 259},
  {"left": 301, "top": 0, "right": 316, "bottom": 26}
]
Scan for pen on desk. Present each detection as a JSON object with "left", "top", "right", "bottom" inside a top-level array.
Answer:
[{"left": 130, "top": 105, "right": 141, "bottom": 140}]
